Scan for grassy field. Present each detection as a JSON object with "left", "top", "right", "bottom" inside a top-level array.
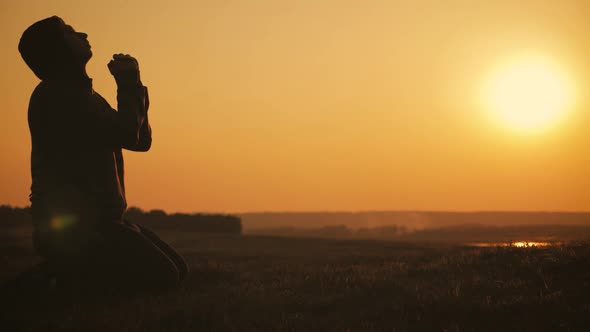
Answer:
[{"left": 1, "top": 228, "right": 590, "bottom": 331}]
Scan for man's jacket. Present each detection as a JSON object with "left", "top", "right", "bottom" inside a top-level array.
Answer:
[{"left": 28, "top": 76, "right": 150, "bottom": 242}]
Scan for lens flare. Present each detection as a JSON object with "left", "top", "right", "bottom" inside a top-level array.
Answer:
[{"left": 49, "top": 214, "right": 78, "bottom": 231}]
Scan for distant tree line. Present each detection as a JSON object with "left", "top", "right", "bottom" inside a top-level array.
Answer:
[
  {"left": 0, "top": 205, "right": 242, "bottom": 235},
  {"left": 125, "top": 207, "right": 242, "bottom": 234}
]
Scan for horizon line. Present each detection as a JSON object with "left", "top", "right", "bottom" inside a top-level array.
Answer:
[{"left": 2, "top": 204, "right": 589, "bottom": 215}]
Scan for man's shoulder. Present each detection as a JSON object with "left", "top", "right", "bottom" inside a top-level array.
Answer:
[
  {"left": 28, "top": 81, "right": 50, "bottom": 112},
  {"left": 29, "top": 81, "right": 67, "bottom": 104}
]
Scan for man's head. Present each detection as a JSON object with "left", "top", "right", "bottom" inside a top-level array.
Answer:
[{"left": 18, "top": 16, "right": 92, "bottom": 80}]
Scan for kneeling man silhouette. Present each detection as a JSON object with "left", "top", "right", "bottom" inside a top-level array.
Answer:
[{"left": 14, "top": 16, "right": 187, "bottom": 294}]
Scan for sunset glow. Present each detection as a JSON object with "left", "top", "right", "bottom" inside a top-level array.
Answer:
[
  {"left": 1, "top": 1, "right": 589, "bottom": 213},
  {"left": 512, "top": 241, "right": 552, "bottom": 248},
  {"left": 482, "top": 57, "right": 575, "bottom": 133},
  {"left": 3, "top": 3, "right": 590, "bottom": 328},
  {"left": 469, "top": 241, "right": 555, "bottom": 248}
]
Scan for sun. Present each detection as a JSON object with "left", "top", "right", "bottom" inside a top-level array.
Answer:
[{"left": 481, "top": 56, "right": 575, "bottom": 133}]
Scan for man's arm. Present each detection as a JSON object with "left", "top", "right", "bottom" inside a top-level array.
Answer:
[
  {"left": 109, "top": 54, "right": 151, "bottom": 151},
  {"left": 42, "top": 54, "right": 148, "bottom": 151},
  {"left": 123, "top": 86, "right": 151, "bottom": 152},
  {"left": 37, "top": 80, "right": 145, "bottom": 152}
]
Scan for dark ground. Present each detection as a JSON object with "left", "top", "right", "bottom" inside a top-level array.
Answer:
[{"left": 1, "top": 227, "right": 590, "bottom": 331}]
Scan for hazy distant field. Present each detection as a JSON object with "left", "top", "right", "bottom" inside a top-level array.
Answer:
[{"left": 2, "top": 228, "right": 590, "bottom": 331}]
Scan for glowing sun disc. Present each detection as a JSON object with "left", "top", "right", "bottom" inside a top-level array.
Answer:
[{"left": 482, "top": 56, "right": 574, "bottom": 133}]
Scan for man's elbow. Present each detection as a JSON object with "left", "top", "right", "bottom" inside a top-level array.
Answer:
[
  {"left": 127, "top": 137, "right": 152, "bottom": 152},
  {"left": 139, "top": 138, "right": 152, "bottom": 152},
  {"left": 122, "top": 131, "right": 140, "bottom": 149}
]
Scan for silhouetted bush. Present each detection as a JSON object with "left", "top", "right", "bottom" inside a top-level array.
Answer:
[{"left": 0, "top": 205, "right": 32, "bottom": 228}]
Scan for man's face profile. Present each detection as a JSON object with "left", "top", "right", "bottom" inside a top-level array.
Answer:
[{"left": 59, "top": 19, "right": 93, "bottom": 63}]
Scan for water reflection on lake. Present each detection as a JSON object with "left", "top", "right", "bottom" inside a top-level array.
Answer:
[{"left": 468, "top": 241, "right": 558, "bottom": 248}]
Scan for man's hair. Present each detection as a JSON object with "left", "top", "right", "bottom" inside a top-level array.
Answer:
[{"left": 18, "top": 16, "right": 67, "bottom": 80}]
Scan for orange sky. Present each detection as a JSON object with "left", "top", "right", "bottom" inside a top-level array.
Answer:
[{"left": 1, "top": 0, "right": 588, "bottom": 213}]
